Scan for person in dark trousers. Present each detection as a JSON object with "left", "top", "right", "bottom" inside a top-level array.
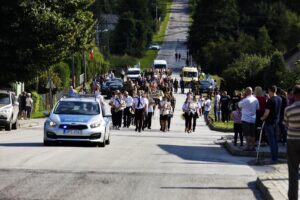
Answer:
[
  {"left": 220, "top": 91, "right": 231, "bottom": 123},
  {"left": 123, "top": 91, "right": 133, "bottom": 128},
  {"left": 261, "top": 85, "right": 282, "bottom": 163},
  {"left": 278, "top": 88, "right": 288, "bottom": 145},
  {"left": 133, "top": 90, "right": 146, "bottom": 132},
  {"left": 145, "top": 95, "right": 154, "bottom": 129},
  {"left": 283, "top": 85, "right": 300, "bottom": 200},
  {"left": 180, "top": 78, "right": 185, "bottom": 94},
  {"left": 231, "top": 90, "right": 241, "bottom": 111},
  {"left": 231, "top": 105, "right": 243, "bottom": 146},
  {"left": 173, "top": 78, "right": 179, "bottom": 93}
]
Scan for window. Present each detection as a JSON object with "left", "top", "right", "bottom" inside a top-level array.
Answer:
[
  {"left": 0, "top": 93, "right": 10, "bottom": 105},
  {"left": 54, "top": 101, "right": 100, "bottom": 115},
  {"left": 183, "top": 72, "right": 197, "bottom": 78}
]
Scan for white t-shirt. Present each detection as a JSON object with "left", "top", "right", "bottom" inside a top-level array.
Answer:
[
  {"left": 204, "top": 99, "right": 212, "bottom": 112},
  {"left": 26, "top": 97, "right": 33, "bottom": 107}
]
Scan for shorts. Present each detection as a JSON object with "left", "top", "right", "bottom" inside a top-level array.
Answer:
[{"left": 242, "top": 121, "right": 255, "bottom": 137}]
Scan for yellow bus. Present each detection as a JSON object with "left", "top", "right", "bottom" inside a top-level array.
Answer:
[{"left": 182, "top": 67, "right": 198, "bottom": 84}]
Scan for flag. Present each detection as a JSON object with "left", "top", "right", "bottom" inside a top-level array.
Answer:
[{"left": 89, "top": 49, "right": 93, "bottom": 60}]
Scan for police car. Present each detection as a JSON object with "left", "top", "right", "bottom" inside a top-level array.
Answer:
[{"left": 43, "top": 94, "right": 111, "bottom": 147}]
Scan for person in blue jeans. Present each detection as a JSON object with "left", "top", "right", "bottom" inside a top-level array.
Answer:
[{"left": 261, "top": 85, "right": 282, "bottom": 163}]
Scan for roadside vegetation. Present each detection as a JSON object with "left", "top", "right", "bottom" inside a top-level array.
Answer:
[
  {"left": 139, "top": 0, "right": 172, "bottom": 69},
  {"left": 188, "top": 0, "right": 300, "bottom": 92}
]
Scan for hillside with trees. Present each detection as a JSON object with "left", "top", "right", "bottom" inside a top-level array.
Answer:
[{"left": 188, "top": 0, "right": 300, "bottom": 91}]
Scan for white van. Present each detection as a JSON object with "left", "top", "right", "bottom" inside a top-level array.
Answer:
[
  {"left": 153, "top": 60, "right": 167, "bottom": 69},
  {"left": 126, "top": 68, "right": 141, "bottom": 80}
]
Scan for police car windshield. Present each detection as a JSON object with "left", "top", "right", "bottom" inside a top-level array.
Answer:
[
  {"left": 0, "top": 93, "right": 10, "bottom": 105},
  {"left": 54, "top": 101, "right": 100, "bottom": 115}
]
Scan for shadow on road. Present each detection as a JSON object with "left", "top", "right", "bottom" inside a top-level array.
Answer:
[{"left": 158, "top": 144, "right": 246, "bottom": 165}]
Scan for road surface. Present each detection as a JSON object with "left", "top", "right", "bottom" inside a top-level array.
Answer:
[{"left": 0, "top": 0, "right": 263, "bottom": 199}]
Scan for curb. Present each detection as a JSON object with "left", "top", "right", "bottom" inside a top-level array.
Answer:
[
  {"left": 256, "top": 176, "right": 287, "bottom": 200},
  {"left": 224, "top": 141, "right": 287, "bottom": 158}
]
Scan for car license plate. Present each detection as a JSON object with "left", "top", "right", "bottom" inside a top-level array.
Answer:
[{"left": 64, "top": 130, "right": 82, "bottom": 135}]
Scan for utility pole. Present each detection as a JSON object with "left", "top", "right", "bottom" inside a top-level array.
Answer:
[
  {"left": 72, "top": 56, "right": 75, "bottom": 88},
  {"left": 84, "top": 52, "right": 87, "bottom": 84}
]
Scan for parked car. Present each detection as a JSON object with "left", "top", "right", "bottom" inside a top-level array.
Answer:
[
  {"left": 101, "top": 80, "right": 123, "bottom": 97},
  {"left": 199, "top": 80, "right": 213, "bottom": 94},
  {"left": 0, "top": 90, "right": 19, "bottom": 131},
  {"left": 43, "top": 94, "right": 111, "bottom": 147},
  {"left": 149, "top": 43, "right": 160, "bottom": 50}
]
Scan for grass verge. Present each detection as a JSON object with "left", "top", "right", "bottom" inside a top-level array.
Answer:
[
  {"left": 140, "top": 0, "right": 172, "bottom": 69},
  {"left": 32, "top": 111, "right": 46, "bottom": 119},
  {"left": 208, "top": 96, "right": 234, "bottom": 131}
]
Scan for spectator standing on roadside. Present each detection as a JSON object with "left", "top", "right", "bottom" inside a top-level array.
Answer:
[
  {"left": 254, "top": 86, "right": 267, "bottom": 145},
  {"left": 25, "top": 93, "right": 33, "bottom": 119},
  {"left": 284, "top": 85, "right": 300, "bottom": 200},
  {"left": 231, "top": 105, "right": 243, "bottom": 146},
  {"left": 238, "top": 87, "right": 259, "bottom": 151},
  {"left": 231, "top": 90, "right": 241, "bottom": 111},
  {"left": 278, "top": 88, "right": 288, "bottom": 145},
  {"left": 203, "top": 95, "right": 212, "bottom": 124},
  {"left": 19, "top": 92, "right": 27, "bottom": 119},
  {"left": 261, "top": 85, "right": 282, "bottom": 163},
  {"left": 214, "top": 91, "right": 221, "bottom": 122},
  {"left": 220, "top": 91, "right": 231, "bottom": 123}
]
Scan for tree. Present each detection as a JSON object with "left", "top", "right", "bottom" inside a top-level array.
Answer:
[
  {"left": 256, "top": 26, "right": 273, "bottom": 56},
  {"left": 188, "top": 0, "right": 240, "bottom": 72},
  {"left": 263, "top": 51, "right": 288, "bottom": 88},
  {"left": 0, "top": 0, "right": 96, "bottom": 84},
  {"left": 223, "top": 54, "right": 269, "bottom": 93}
]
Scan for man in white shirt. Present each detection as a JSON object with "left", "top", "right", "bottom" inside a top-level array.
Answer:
[
  {"left": 133, "top": 90, "right": 146, "bottom": 132},
  {"left": 238, "top": 87, "right": 259, "bottom": 151},
  {"left": 214, "top": 91, "right": 221, "bottom": 121},
  {"left": 123, "top": 91, "right": 133, "bottom": 128}
]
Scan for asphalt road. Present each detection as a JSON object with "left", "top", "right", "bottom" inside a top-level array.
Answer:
[
  {"left": 0, "top": 0, "right": 263, "bottom": 199},
  {"left": 0, "top": 92, "right": 262, "bottom": 200},
  {"left": 157, "top": 0, "right": 190, "bottom": 71}
]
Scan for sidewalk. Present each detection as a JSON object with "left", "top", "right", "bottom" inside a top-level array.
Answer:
[
  {"left": 18, "top": 118, "right": 45, "bottom": 128},
  {"left": 256, "top": 164, "right": 294, "bottom": 200},
  {"left": 222, "top": 139, "right": 291, "bottom": 200},
  {"left": 224, "top": 140, "right": 287, "bottom": 159}
]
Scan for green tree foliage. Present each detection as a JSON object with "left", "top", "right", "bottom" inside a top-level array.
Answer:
[
  {"left": 0, "top": 0, "right": 96, "bottom": 84},
  {"left": 263, "top": 51, "right": 288, "bottom": 88},
  {"left": 256, "top": 26, "right": 273, "bottom": 56},
  {"left": 110, "top": 0, "right": 159, "bottom": 57},
  {"left": 188, "top": 0, "right": 239, "bottom": 66},
  {"left": 223, "top": 54, "right": 270, "bottom": 93},
  {"left": 189, "top": 0, "right": 300, "bottom": 89}
]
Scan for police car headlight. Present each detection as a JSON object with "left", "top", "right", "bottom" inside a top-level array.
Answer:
[
  {"left": 90, "top": 120, "right": 102, "bottom": 128},
  {"left": 47, "top": 119, "right": 57, "bottom": 128}
]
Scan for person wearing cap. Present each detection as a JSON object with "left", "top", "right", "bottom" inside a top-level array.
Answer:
[
  {"left": 25, "top": 93, "right": 33, "bottom": 119},
  {"left": 284, "top": 85, "right": 300, "bottom": 200},
  {"left": 133, "top": 90, "right": 146, "bottom": 132}
]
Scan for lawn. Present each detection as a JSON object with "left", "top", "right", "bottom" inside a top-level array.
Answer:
[
  {"left": 32, "top": 111, "right": 46, "bottom": 119},
  {"left": 140, "top": 0, "right": 172, "bottom": 69},
  {"left": 208, "top": 96, "right": 234, "bottom": 131}
]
